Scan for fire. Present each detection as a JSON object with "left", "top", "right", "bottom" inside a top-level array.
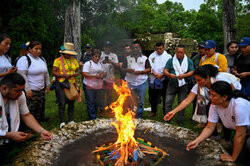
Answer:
[
  {"left": 92, "top": 81, "right": 168, "bottom": 166},
  {"left": 109, "top": 81, "right": 137, "bottom": 148}
]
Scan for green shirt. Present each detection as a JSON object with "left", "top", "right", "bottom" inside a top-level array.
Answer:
[{"left": 165, "top": 57, "right": 194, "bottom": 87}]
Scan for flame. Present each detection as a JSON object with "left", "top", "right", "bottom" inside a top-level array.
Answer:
[{"left": 107, "top": 81, "right": 137, "bottom": 148}]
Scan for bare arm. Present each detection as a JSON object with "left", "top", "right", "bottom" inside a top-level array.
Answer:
[
  {"left": 164, "top": 92, "right": 197, "bottom": 121},
  {"left": 220, "top": 126, "right": 247, "bottom": 162},
  {"left": 176, "top": 71, "right": 194, "bottom": 80},
  {"left": 186, "top": 122, "right": 216, "bottom": 151},
  {"left": 21, "top": 113, "right": 53, "bottom": 140},
  {"left": 163, "top": 68, "right": 176, "bottom": 79}
]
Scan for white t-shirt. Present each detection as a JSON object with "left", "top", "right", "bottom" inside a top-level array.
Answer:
[
  {"left": 191, "top": 72, "right": 242, "bottom": 96},
  {"left": 82, "top": 60, "right": 104, "bottom": 89},
  {"left": 208, "top": 98, "right": 250, "bottom": 132},
  {"left": 100, "top": 52, "right": 118, "bottom": 83},
  {"left": 16, "top": 54, "right": 48, "bottom": 91},
  {"left": 125, "top": 55, "right": 148, "bottom": 86},
  {"left": 0, "top": 55, "right": 12, "bottom": 80},
  {"left": 149, "top": 51, "right": 172, "bottom": 83}
]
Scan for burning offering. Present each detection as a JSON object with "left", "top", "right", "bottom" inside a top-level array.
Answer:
[{"left": 92, "top": 81, "right": 168, "bottom": 165}]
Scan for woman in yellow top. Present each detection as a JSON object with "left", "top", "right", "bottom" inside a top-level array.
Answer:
[
  {"left": 52, "top": 43, "right": 79, "bottom": 128},
  {"left": 199, "top": 40, "right": 228, "bottom": 72}
]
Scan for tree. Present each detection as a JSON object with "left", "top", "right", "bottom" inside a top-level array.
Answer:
[
  {"left": 222, "top": 0, "right": 237, "bottom": 53},
  {"left": 64, "top": 0, "right": 81, "bottom": 60}
]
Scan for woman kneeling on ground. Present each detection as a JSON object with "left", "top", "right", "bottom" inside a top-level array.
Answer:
[{"left": 187, "top": 81, "right": 250, "bottom": 162}]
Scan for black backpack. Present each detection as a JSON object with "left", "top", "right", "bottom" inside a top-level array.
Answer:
[{"left": 14, "top": 54, "right": 45, "bottom": 68}]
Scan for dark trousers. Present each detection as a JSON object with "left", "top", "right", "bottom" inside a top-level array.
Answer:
[
  {"left": 165, "top": 84, "right": 188, "bottom": 124},
  {"left": 148, "top": 79, "right": 168, "bottom": 115},
  {"left": 103, "top": 81, "right": 113, "bottom": 107},
  {"left": 55, "top": 82, "right": 75, "bottom": 123},
  {"left": 83, "top": 84, "right": 105, "bottom": 120},
  {"left": 27, "top": 89, "right": 45, "bottom": 122}
]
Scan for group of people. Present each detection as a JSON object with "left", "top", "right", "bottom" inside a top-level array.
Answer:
[{"left": 0, "top": 31, "right": 250, "bottom": 164}]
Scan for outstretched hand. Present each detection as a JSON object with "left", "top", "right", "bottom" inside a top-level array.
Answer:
[
  {"left": 220, "top": 154, "right": 235, "bottom": 162},
  {"left": 186, "top": 140, "right": 199, "bottom": 151},
  {"left": 163, "top": 111, "right": 175, "bottom": 121},
  {"left": 40, "top": 130, "right": 53, "bottom": 141}
]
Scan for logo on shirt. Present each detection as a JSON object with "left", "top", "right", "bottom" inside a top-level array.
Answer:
[{"left": 231, "top": 116, "right": 235, "bottom": 122}]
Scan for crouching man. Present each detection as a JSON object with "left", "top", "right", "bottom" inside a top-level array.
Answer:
[{"left": 0, "top": 73, "right": 52, "bottom": 153}]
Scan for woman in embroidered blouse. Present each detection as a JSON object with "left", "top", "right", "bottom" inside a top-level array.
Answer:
[
  {"left": 0, "top": 33, "right": 17, "bottom": 79},
  {"left": 52, "top": 43, "right": 79, "bottom": 128}
]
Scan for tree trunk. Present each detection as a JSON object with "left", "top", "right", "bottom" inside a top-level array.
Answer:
[
  {"left": 222, "top": 0, "right": 237, "bottom": 53},
  {"left": 64, "top": 0, "right": 81, "bottom": 60}
]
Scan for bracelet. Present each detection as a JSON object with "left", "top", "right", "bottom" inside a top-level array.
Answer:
[{"left": 39, "top": 129, "right": 45, "bottom": 135}]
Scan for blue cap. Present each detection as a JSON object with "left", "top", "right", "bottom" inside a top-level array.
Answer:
[
  {"left": 204, "top": 40, "right": 216, "bottom": 48},
  {"left": 104, "top": 41, "right": 112, "bottom": 47},
  {"left": 85, "top": 43, "right": 92, "bottom": 48},
  {"left": 238, "top": 37, "right": 250, "bottom": 46}
]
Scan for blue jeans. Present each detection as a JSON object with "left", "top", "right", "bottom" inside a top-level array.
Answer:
[
  {"left": 83, "top": 84, "right": 105, "bottom": 120},
  {"left": 128, "top": 81, "right": 147, "bottom": 119}
]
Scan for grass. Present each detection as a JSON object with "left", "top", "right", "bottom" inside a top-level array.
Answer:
[{"left": 5, "top": 76, "right": 245, "bottom": 166}]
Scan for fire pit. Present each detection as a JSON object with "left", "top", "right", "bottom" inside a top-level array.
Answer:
[
  {"left": 13, "top": 119, "right": 234, "bottom": 166},
  {"left": 13, "top": 82, "right": 235, "bottom": 166}
]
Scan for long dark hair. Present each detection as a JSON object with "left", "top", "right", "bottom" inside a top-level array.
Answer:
[
  {"left": 0, "top": 33, "right": 11, "bottom": 43},
  {"left": 211, "top": 81, "right": 250, "bottom": 101},
  {"left": 194, "top": 64, "right": 218, "bottom": 78}
]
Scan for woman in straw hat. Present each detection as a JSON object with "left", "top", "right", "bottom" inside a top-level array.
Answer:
[{"left": 52, "top": 43, "right": 79, "bottom": 128}]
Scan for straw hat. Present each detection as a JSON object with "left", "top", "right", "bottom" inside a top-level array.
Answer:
[{"left": 59, "top": 42, "right": 77, "bottom": 55}]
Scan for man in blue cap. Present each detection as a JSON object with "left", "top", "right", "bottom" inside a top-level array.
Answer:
[
  {"left": 199, "top": 40, "right": 228, "bottom": 72},
  {"left": 233, "top": 37, "right": 250, "bottom": 97}
]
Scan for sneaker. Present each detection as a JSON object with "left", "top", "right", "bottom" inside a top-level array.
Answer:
[
  {"left": 68, "top": 121, "right": 76, "bottom": 124},
  {"left": 60, "top": 122, "right": 65, "bottom": 128},
  {"left": 144, "top": 107, "right": 151, "bottom": 111}
]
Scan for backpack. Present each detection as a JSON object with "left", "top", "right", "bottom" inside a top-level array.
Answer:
[
  {"left": 14, "top": 54, "right": 45, "bottom": 68},
  {"left": 201, "top": 53, "right": 219, "bottom": 65}
]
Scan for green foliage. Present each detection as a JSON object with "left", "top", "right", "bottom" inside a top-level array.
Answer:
[{"left": 1, "top": 0, "right": 249, "bottom": 63}]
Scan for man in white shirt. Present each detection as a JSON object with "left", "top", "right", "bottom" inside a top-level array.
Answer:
[
  {"left": 148, "top": 42, "right": 172, "bottom": 117},
  {"left": 122, "top": 41, "right": 151, "bottom": 118},
  {"left": 100, "top": 41, "right": 119, "bottom": 108},
  {"left": 0, "top": 73, "right": 52, "bottom": 164}
]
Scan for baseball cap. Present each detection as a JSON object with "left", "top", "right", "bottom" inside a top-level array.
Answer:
[
  {"left": 103, "top": 41, "right": 112, "bottom": 47},
  {"left": 197, "top": 41, "right": 205, "bottom": 48},
  {"left": 85, "top": 43, "right": 92, "bottom": 48},
  {"left": 238, "top": 37, "right": 250, "bottom": 46},
  {"left": 204, "top": 40, "right": 216, "bottom": 48}
]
